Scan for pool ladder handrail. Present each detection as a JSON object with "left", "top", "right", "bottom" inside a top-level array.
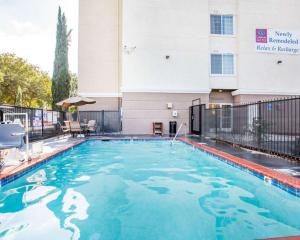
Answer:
[{"left": 171, "top": 122, "right": 186, "bottom": 145}]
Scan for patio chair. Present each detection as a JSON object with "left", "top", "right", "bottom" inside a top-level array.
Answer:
[
  {"left": 87, "top": 120, "right": 97, "bottom": 136},
  {"left": 58, "top": 121, "right": 71, "bottom": 136},
  {"left": 70, "top": 121, "right": 83, "bottom": 137}
]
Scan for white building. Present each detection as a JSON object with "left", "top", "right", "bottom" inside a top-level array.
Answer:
[{"left": 78, "top": 0, "right": 300, "bottom": 134}]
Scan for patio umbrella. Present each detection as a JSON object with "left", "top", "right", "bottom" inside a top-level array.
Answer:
[
  {"left": 56, "top": 96, "right": 96, "bottom": 121},
  {"left": 56, "top": 96, "right": 96, "bottom": 109}
]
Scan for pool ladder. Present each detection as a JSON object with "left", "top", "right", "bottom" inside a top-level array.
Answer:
[{"left": 171, "top": 122, "right": 187, "bottom": 145}]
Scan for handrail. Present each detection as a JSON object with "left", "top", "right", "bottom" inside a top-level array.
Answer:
[{"left": 171, "top": 122, "right": 186, "bottom": 145}]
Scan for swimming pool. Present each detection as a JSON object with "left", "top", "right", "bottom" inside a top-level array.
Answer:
[{"left": 0, "top": 140, "right": 300, "bottom": 240}]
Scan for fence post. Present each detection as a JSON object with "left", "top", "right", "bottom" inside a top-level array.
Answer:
[
  {"left": 257, "top": 101, "right": 262, "bottom": 146},
  {"left": 101, "top": 110, "right": 105, "bottom": 135},
  {"left": 215, "top": 109, "right": 218, "bottom": 138},
  {"left": 189, "top": 106, "right": 193, "bottom": 134},
  {"left": 199, "top": 105, "right": 202, "bottom": 136},
  {"left": 41, "top": 109, "right": 44, "bottom": 137}
]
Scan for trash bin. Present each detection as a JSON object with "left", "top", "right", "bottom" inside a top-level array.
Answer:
[{"left": 169, "top": 121, "right": 177, "bottom": 137}]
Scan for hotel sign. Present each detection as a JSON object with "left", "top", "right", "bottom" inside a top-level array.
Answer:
[{"left": 255, "top": 29, "right": 300, "bottom": 55}]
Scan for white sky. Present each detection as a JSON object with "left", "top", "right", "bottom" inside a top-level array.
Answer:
[{"left": 0, "top": 0, "right": 78, "bottom": 76}]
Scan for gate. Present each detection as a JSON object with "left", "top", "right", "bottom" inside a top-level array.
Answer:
[{"left": 190, "top": 104, "right": 204, "bottom": 135}]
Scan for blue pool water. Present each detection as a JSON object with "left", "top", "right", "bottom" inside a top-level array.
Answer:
[{"left": 0, "top": 140, "right": 300, "bottom": 240}]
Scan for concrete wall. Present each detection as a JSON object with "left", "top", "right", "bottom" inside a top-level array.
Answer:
[
  {"left": 122, "top": 93, "right": 209, "bottom": 134},
  {"left": 233, "top": 94, "right": 294, "bottom": 105},
  {"left": 209, "top": 91, "right": 234, "bottom": 104},
  {"left": 79, "top": 97, "right": 120, "bottom": 111},
  {"left": 122, "top": 0, "right": 211, "bottom": 94},
  {"left": 237, "top": 0, "right": 300, "bottom": 95},
  {"left": 78, "top": 0, "right": 120, "bottom": 100}
]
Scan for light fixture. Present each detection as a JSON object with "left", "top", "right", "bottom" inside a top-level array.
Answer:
[{"left": 123, "top": 45, "right": 136, "bottom": 54}]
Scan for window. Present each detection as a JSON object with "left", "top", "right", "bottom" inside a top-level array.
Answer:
[
  {"left": 210, "top": 15, "right": 233, "bottom": 35},
  {"left": 211, "top": 54, "right": 234, "bottom": 75}
]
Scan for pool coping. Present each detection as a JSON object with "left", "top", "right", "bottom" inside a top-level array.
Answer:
[{"left": 0, "top": 136, "right": 300, "bottom": 198}]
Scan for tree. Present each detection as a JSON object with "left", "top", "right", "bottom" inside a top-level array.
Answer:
[
  {"left": 0, "top": 53, "right": 52, "bottom": 108},
  {"left": 0, "top": 70, "right": 4, "bottom": 98},
  {"left": 15, "top": 86, "right": 23, "bottom": 106},
  {"left": 69, "top": 73, "right": 78, "bottom": 97},
  {"left": 52, "top": 6, "right": 72, "bottom": 109}
]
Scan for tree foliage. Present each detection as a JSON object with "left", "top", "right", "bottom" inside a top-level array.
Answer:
[
  {"left": 0, "top": 53, "right": 52, "bottom": 108},
  {"left": 69, "top": 73, "right": 78, "bottom": 97},
  {"left": 15, "top": 86, "right": 23, "bottom": 106},
  {"left": 52, "top": 7, "right": 72, "bottom": 109}
]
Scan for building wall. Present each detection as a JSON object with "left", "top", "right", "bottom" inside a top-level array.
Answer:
[
  {"left": 122, "top": 0, "right": 211, "bottom": 94},
  {"left": 209, "top": 91, "right": 234, "bottom": 104},
  {"left": 78, "top": 0, "right": 120, "bottom": 107},
  {"left": 233, "top": 94, "right": 295, "bottom": 105},
  {"left": 209, "top": 0, "right": 238, "bottom": 90},
  {"left": 122, "top": 93, "right": 209, "bottom": 134},
  {"left": 78, "top": 0, "right": 300, "bottom": 134},
  {"left": 79, "top": 97, "right": 120, "bottom": 111},
  {"left": 237, "top": 0, "right": 300, "bottom": 95}
]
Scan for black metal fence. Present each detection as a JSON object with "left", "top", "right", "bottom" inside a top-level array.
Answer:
[
  {"left": 191, "top": 97, "right": 300, "bottom": 160},
  {"left": 0, "top": 105, "right": 65, "bottom": 141},
  {"left": 74, "top": 111, "right": 122, "bottom": 134},
  {"left": 0, "top": 105, "right": 122, "bottom": 139}
]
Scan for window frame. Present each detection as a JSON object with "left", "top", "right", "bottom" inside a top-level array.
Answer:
[
  {"left": 210, "top": 53, "right": 236, "bottom": 76},
  {"left": 210, "top": 14, "right": 235, "bottom": 36}
]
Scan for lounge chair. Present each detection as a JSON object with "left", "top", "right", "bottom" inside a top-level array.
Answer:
[
  {"left": 70, "top": 121, "right": 83, "bottom": 137},
  {"left": 87, "top": 120, "right": 96, "bottom": 136}
]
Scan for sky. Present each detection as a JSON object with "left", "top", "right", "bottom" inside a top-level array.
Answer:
[{"left": 0, "top": 0, "right": 78, "bottom": 76}]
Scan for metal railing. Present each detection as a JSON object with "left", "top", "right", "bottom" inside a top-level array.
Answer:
[
  {"left": 0, "top": 105, "right": 65, "bottom": 141},
  {"left": 73, "top": 111, "right": 122, "bottom": 134},
  {"left": 0, "top": 105, "right": 122, "bottom": 139},
  {"left": 191, "top": 97, "right": 300, "bottom": 160}
]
